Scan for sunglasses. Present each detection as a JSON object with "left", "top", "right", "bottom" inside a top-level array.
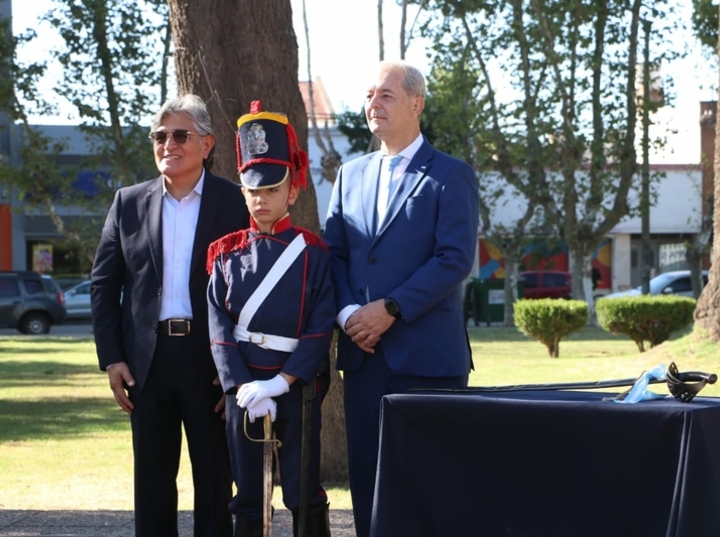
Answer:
[{"left": 148, "top": 129, "right": 202, "bottom": 145}]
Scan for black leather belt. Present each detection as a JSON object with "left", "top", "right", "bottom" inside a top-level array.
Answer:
[{"left": 156, "top": 319, "right": 193, "bottom": 336}]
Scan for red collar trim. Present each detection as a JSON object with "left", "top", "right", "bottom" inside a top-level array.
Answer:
[{"left": 250, "top": 213, "right": 293, "bottom": 235}]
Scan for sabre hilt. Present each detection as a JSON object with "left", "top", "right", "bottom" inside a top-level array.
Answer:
[
  {"left": 243, "top": 411, "right": 283, "bottom": 447},
  {"left": 666, "top": 362, "right": 718, "bottom": 402}
]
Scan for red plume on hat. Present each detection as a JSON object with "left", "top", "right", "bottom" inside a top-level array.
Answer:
[{"left": 236, "top": 101, "right": 308, "bottom": 190}]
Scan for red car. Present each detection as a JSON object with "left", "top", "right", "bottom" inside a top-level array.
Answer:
[{"left": 520, "top": 270, "right": 572, "bottom": 299}]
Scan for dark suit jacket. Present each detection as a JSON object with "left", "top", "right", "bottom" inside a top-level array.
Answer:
[
  {"left": 323, "top": 138, "right": 479, "bottom": 377},
  {"left": 91, "top": 171, "right": 248, "bottom": 392}
]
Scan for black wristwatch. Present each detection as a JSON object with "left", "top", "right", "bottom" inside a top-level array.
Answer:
[{"left": 384, "top": 298, "right": 402, "bottom": 319}]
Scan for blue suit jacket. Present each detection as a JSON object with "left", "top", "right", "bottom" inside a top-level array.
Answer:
[{"left": 323, "top": 138, "right": 478, "bottom": 376}]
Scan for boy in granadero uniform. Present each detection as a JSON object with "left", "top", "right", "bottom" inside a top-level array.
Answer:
[{"left": 206, "top": 101, "right": 334, "bottom": 537}]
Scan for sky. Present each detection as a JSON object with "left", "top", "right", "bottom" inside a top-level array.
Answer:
[
  {"left": 9, "top": 0, "right": 716, "bottom": 158},
  {"left": 10, "top": 0, "right": 431, "bottom": 122}
]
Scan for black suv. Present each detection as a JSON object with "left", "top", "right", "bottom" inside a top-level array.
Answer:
[{"left": 0, "top": 271, "right": 67, "bottom": 334}]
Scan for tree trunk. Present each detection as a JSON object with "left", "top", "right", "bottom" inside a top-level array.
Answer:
[
  {"left": 694, "top": 97, "right": 720, "bottom": 340},
  {"left": 167, "top": 0, "right": 345, "bottom": 480},
  {"left": 694, "top": 6, "right": 720, "bottom": 341},
  {"left": 503, "top": 256, "right": 518, "bottom": 327},
  {"left": 167, "top": 0, "right": 320, "bottom": 231}
]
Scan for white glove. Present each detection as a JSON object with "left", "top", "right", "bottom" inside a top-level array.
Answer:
[
  {"left": 245, "top": 397, "right": 277, "bottom": 423},
  {"left": 236, "top": 375, "right": 289, "bottom": 409}
]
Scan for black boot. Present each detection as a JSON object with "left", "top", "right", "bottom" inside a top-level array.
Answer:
[
  {"left": 234, "top": 514, "right": 264, "bottom": 537},
  {"left": 292, "top": 502, "right": 331, "bottom": 537}
]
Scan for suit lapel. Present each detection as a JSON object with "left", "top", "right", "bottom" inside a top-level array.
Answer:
[
  {"left": 377, "top": 140, "right": 433, "bottom": 237},
  {"left": 144, "top": 177, "right": 164, "bottom": 283},
  {"left": 190, "top": 173, "right": 220, "bottom": 276}
]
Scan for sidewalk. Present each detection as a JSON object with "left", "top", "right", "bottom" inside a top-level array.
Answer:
[{"left": 0, "top": 509, "right": 356, "bottom": 537}]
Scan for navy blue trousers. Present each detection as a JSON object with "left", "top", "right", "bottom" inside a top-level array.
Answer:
[
  {"left": 343, "top": 346, "right": 468, "bottom": 537},
  {"left": 225, "top": 376, "right": 328, "bottom": 519}
]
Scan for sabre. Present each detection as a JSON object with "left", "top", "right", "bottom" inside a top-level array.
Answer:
[
  {"left": 414, "top": 362, "right": 717, "bottom": 402},
  {"left": 244, "top": 412, "right": 282, "bottom": 537},
  {"left": 262, "top": 413, "right": 274, "bottom": 537}
]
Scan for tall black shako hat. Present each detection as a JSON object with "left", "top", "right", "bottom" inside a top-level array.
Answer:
[{"left": 236, "top": 100, "right": 308, "bottom": 190}]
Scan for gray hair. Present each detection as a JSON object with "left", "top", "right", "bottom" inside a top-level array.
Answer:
[
  {"left": 151, "top": 94, "right": 216, "bottom": 169},
  {"left": 379, "top": 60, "right": 426, "bottom": 98}
]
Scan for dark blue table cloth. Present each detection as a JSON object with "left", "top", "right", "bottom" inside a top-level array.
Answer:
[{"left": 371, "top": 390, "right": 720, "bottom": 537}]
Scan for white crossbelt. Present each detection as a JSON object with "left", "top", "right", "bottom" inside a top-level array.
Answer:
[{"left": 232, "top": 233, "right": 307, "bottom": 352}]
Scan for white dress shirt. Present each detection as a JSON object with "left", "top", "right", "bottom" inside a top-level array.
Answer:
[{"left": 158, "top": 172, "right": 204, "bottom": 321}]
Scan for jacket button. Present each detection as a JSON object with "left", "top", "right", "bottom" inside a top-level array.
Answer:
[{"left": 369, "top": 257, "right": 376, "bottom": 264}]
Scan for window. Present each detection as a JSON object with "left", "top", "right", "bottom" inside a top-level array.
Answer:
[
  {"left": 523, "top": 273, "right": 539, "bottom": 288},
  {"left": 23, "top": 279, "right": 43, "bottom": 295},
  {"left": 544, "top": 273, "right": 568, "bottom": 287},
  {"left": 0, "top": 280, "right": 20, "bottom": 298},
  {"left": 665, "top": 277, "right": 691, "bottom": 294}
]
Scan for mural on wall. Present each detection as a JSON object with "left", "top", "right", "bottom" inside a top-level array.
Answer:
[
  {"left": 593, "top": 241, "right": 612, "bottom": 291},
  {"left": 478, "top": 238, "right": 611, "bottom": 291},
  {"left": 32, "top": 244, "right": 54, "bottom": 274}
]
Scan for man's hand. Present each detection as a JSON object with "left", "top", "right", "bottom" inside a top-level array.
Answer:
[
  {"left": 345, "top": 299, "right": 396, "bottom": 353},
  {"left": 245, "top": 397, "right": 277, "bottom": 423},
  {"left": 212, "top": 376, "right": 227, "bottom": 419},
  {"left": 107, "top": 362, "right": 135, "bottom": 414},
  {"left": 236, "top": 375, "right": 290, "bottom": 408}
]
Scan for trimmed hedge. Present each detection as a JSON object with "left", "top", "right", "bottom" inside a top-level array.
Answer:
[
  {"left": 595, "top": 295, "right": 696, "bottom": 352},
  {"left": 513, "top": 299, "right": 589, "bottom": 357}
]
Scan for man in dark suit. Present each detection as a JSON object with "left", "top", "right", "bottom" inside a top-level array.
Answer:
[
  {"left": 91, "top": 94, "right": 249, "bottom": 537},
  {"left": 323, "top": 60, "right": 479, "bottom": 537}
]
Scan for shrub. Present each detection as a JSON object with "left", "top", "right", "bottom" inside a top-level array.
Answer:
[
  {"left": 513, "top": 299, "right": 588, "bottom": 357},
  {"left": 595, "top": 295, "right": 696, "bottom": 352}
]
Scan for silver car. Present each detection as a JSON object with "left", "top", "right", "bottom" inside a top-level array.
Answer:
[
  {"left": 604, "top": 270, "right": 708, "bottom": 299},
  {"left": 63, "top": 280, "right": 92, "bottom": 320}
]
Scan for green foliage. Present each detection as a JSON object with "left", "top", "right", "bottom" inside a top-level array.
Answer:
[
  {"left": 417, "top": 0, "right": 684, "bottom": 300},
  {"left": 513, "top": 299, "right": 588, "bottom": 357},
  {"left": 692, "top": 0, "right": 718, "bottom": 52},
  {"left": 336, "top": 108, "right": 373, "bottom": 155},
  {"left": 43, "top": 0, "right": 167, "bottom": 128},
  {"left": 42, "top": 0, "right": 164, "bottom": 186},
  {"left": 596, "top": 296, "right": 697, "bottom": 352},
  {"left": 0, "top": 19, "right": 51, "bottom": 119},
  {"left": 423, "top": 58, "right": 491, "bottom": 167},
  {"left": 0, "top": 1, "right": 167, "bottom": 263}
]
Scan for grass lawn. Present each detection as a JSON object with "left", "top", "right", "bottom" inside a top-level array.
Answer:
[{"left": 1, "top": 325, "right": 718, "bottom": 511}]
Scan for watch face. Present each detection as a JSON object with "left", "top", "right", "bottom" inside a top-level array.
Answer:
[{"left": 385, "top": 298, "right": 400, "bottom": 316}]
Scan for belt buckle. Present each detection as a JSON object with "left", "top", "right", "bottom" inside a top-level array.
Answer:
[
  {"left": 167, "top": 318, "right": 190, "bottom": 337},
  {"left": 248, "top": 332, "right": 266, "bottom": 347}
]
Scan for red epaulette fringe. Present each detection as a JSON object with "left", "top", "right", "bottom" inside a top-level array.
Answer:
[
  {"left": 206, "top": 229, "right": 250, "bottom": 274},
  {"left": 296, "top": 227, "right": 328, "bottom": 252}
]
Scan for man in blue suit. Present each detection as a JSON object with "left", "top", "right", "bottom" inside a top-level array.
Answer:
[{"left": 323, "top": 60, "right": 479, "bottom": 537}]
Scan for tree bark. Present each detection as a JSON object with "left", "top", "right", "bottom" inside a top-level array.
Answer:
[
  {"left": 695, "top": 112, "right": 720, "bottom": 336},
  {"left": 167, "top": 0, "right": 319, "bottom": 230},
  {"left": 167, "top": 0, "right": 345, "bottom": 480},
  {"left": 694, "top": 5, "right": 720, "bottom": 341}
]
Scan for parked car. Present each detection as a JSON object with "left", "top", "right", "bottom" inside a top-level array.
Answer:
[
  {"left": 63, "top": 279, "right": 92, "bottom": 320},
  {"left": 520, "top": 270, "right": 572, "bottom": 299},
  {"left": 603, "top": 270, "right": 709, "bottom": 299},
  {"left": 0, "top": 271, "right": 67, "bottom": 334},
  {"left": 54, "top": 275, "right": 88, "bottom": 292}
]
